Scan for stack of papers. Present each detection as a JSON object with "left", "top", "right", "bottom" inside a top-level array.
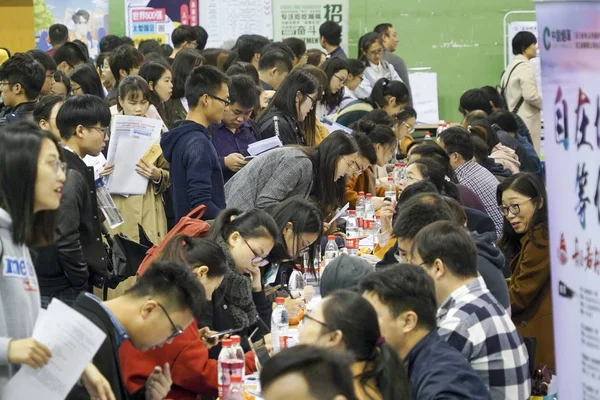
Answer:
[
  {"left": 320, "top": 117, "right": 353, "bottom": 135},
  {"left": 247, "top": 136, "right": 282, "bottom": 156}
]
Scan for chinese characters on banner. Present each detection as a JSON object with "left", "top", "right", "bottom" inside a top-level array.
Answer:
[
  {"left": 536, "top": 1, "right": 600, "bottom": 397},
  {"left": 272, "top": 0, "right": 349, "bottom": 54}
]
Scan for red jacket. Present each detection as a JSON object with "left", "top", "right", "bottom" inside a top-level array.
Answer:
[{"left": 119, "top": 321, "right": 256, "bottom": 400}]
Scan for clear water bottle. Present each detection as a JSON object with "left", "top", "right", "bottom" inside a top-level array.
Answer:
[
  {"left": 346, "top": 210, "right": 359, "bottom": 255},
  {"left": 436, "top": 120, "right": 446, "bottom": 135},
  {"left": 230, "top": 335, "right": 245, "bottom": 379},
  {"left": 356, "top": 191, "right": 366, "bottom": 233},
  {"left": 424, "top": 131, "right": 432, "bottom": 141},
  {"left": 95, "top": 178, "right": 124, "bottom": 229},
  {"left": 323, "top": 235, "right": 339, "bottom": 268},
  {"left": 271, "top": 297, "right": 289, "bottom": 354},
  {"left": 226, "top": 376, "right": 243, "bottom": 400},
  {"left": 374, "top": 215, "right": 382, "bottom": 245},
  {"left": 385, "top": 177, "right": 397, "bottom": 203},
  {"left": 393, "top": 163, "right": 406, "bottom": 186},
  {"left": 218, "top": 339, "right": 234, "bottom": 398},
  {"left": 364, "top": 194, "right": 375, "bottom": 236}
]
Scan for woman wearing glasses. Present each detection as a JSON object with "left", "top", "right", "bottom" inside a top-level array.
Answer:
[
  {"left": 320, "top": 57, "right": 349, "bottom": 117},
  {"left": 354, "top": 32, "right": 403, "bottom": 100},
  {"left": 394, "top": 106, "right": 417, "bottom": 157},
  {"left": 497, "top": 172, "right": 554, "bottom": 371},
  {"left": 256, "top": 69, "right": 319, "bottom": 145},
  {"left": 340, "top": 59, "right": 366, "bottom": 108}
]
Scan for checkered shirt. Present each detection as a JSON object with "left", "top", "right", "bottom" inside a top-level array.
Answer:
[
  {"left": 455, "top": 161, "right": 504, "bottom": 237},
  {"left": 437, "top": 277, "right": 531, "bottom": 400}
]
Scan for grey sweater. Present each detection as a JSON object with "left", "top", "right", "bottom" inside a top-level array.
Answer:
[
  {"left": 0, "top": 207, "right": 41, "bottom": 388},
  {"left": 224, "top": 147, "right": 314, "bottom": 211}
]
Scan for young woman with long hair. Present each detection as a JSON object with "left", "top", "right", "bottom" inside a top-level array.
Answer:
[
  {"left": 139, "top": 60, "right": 173, "bottom": 125},
  {"left": 354, "top": 32, "right": 403, "bottom": 99}
]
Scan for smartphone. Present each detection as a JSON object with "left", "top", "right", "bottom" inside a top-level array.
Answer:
[
  {"left": 249, "top": 327, "right": 271, "bottom": 371},
  {"left": 206, "top": 327, "right": 244, "bottom": 339},
  {"left": 244, "top": 156, "right": 256, "bottom": 162}
]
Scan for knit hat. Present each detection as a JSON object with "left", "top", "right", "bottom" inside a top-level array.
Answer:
[{"left": 320, "top": 254, "right": 374, "bottom": 298}]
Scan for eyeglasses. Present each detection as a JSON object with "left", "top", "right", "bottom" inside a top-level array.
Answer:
[
  {"left": 367, "top": 47, "right": 384, "bottom": 57},
  {"left": 71, "top": 85, "right": 83, "bottom": 94},
  {"left": 243, "top": 237, "right": 269, "bottom": 266},
  {"left": 85, "top": 126, "right": 110, "bottom": 138},
  {"left": 402, "top": 121, "right": 416, "bottom": 134},
  {"left": 304, "top": 311, "right": 333, "bottom": 331},
  {"left": 47, "top": 159, "right": 67, "bottom": 176},
  {"left": 333, "top": 74, "right": 347, "bottom": 85},
  {"left": 0, "top": 81, "right": 9, "bottom": 88},
  {"left": 296, "top": 236, "right": 312, "bottom": 256},
  {"left": 499, "top": 198, "right": 535, "bottom": 217},
  {"left": 207, "top": 93, "right": 231, "bottom": 106},
  {"left": 155, "top": 301, "right": 184, "bottom": 341},
  {"left": 305, "top": 94, "right": 317, "bottom": 110}
]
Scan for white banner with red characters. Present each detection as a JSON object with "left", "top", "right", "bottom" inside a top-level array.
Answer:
[{"left": 537, "top": 1, "right": 600, "bottom": 397}]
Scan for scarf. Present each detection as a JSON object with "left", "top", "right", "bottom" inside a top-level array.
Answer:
[{"left": 215, "top": 235, "right": 259, "bottom": 329}]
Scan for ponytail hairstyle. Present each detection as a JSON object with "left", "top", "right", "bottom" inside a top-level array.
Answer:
[
  {"left": 154, "top": 234, "right": 227, "bottom": 278},
  {"left": 139, "top": 60, "right": 171, "bottom": 121},
  {"left": 320, "top": 57, "right": 348, "bottom": 109},
  {"left": 358, "top": 32, "right": 383, "bottom": 64},
  {"left": 469, "top": 119, "right": 500, "bottom": 153},
  {"left": 369, "top": 78, "right": 409, "bottom": 110},
  {"left": 207, "top": 208, "right": 280, "bottom": 245},
  {"left": 352, "top": 120, "right": 397, "bottom": 165},
  {"left": 116, "top": 75, "right": 151, "bottom": 113},
  {"left": 409, "top": 142, "right": 460, "bottom": 184},
  {"left": 407, "top": 157, "right": 461, "bottom": 202},
  {"left": 321, "top": 290, "right": 411, "bottom": 400}
]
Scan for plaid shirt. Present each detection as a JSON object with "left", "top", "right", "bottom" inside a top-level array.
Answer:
[
  {"left": 437, "top": 277, "right": 530, "bottom": 400},
  {"left": 455, "top": 161, "right": 503, "bottom": 237}
]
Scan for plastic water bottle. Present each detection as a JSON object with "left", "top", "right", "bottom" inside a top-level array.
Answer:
[
  {"left": 323, "top": 235, "right": 339, "bottom": 268},
  {"left": 385, "top": 177, "right": 397, "bottom": 203},
  {"left": 393, "top": 163, "right": 406, "bottom": 185},
  {"left": 364, "top": 194, "right": 375, "bottom": 236},
  {"left": 374, "top": 215, "right": 382, "bottom": 245},
  {"left": 226, "top": 376, "right": 243, "bottom": 400},
  {"left": 424, "top": 131, "right": 432, "bottom": 141},
  {"left": 230, "top": 335, "right": 245, "bottom": 379},
  {"left": 95, "top": 178, "right": 124, "bottom": 229},
  {"left": 218, "top": 339, "right": 234, "bottom": 398},
  {"left": 271, "top": 297, "right": 289, "bottom": 354},
  {"left": 346, "top": 210, "right": 359, "bottom": 255},
  {"left": 356, "top": 191, "right": 366, "bottom": 232},
  {"left": 436, "top": 120, "right": 446, "bottom": 135}
]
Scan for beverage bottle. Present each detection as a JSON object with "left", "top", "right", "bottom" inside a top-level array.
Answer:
[
  {"left": 226, "top": 375, "right": 243, "bottom": 400},
  {"left": 271, "top": 297, "right": 289, "bottom": 354},
  {"left": 393, "top": 162, "right": 406, "bottom": 185},
  {"left": 218, "top": 339, "right": 234, "bottom": 398},
  {"left": 374, "top": 215, "right": 382, "bottom": 245},
  {"left": 436, "top": 120, "right": 446, "bottom": 135},
  {"left": 230, "top": 335, "right": 245, "bottom": 379},
  {"left": 323, "top": 236, "right": 339, "bottom": 267},
  {"left": 356, "top": 191, "right": 366, "bottom": 232},
  {"left": 95, "top": 178, "right": 124, "bottom": 229},
  {"left": 345, "top": 210, "right": 359, "bottom": 255},
  {"left": 424, "top": 131, "right": 432, "bottom": 141},
  {"left": 385, "top": 177, "right": 397, "bottom": 203},
  {"left": 364, "top": 194, "right": 375, "bottom": 236}
]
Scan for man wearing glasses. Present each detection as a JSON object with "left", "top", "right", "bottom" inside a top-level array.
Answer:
[
  {"left": 68, "top": 260, "right": 206, "bottom": 400},
  {"left": 0, "top": 53, "right": 45, "bottom": 125}
]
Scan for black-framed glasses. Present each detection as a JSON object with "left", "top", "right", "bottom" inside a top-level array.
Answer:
[
  {"left": 305, "top": 93, "right": 317, "bottom": 110},
  {"left": 333, "top": 74, "right": 347, "bottom": 85},
  {"left": 296, "top": 236, "right": 312, "bottom": 256},
  {"left": 84, "top": 126, "right": 110, "bottom": 138},
  {"left": 304, "top": 312, "right": 333, "bottom": 331},
  {"left": 499, "top": 197, "right": 536, "bottom": 217},
  {"left": 243, "top": 237, "right": 269, "bottom": 266},
  {"left": 402, "top": 121, "right": 416, "bottom": 134},
  {"left": 207, "top": 93, "right": 231, "bottom": 106},
  {"left": 155, "top": 301, "right": 184, "bottom": 341}
]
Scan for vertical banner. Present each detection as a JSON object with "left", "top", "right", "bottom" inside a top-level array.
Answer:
[
  {"left": 536, "top": 1, "right": 600, "bottom": 397},
  {"left": 272, "top": 0, "right": 349, "bottom": 54},
  {"left": 34, "top": 0, "right": 108, "bottom": 59}
]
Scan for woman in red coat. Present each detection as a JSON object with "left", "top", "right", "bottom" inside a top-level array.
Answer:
[{"left": 119, "top": 234, "right": 256, "bottom": 399}]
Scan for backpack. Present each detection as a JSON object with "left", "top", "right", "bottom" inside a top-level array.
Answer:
[
  {"left": 137, "top": 204, "right": 210, "bottom": 276},
  {"left": 327, "top": 99, "right": 374, "bottom": 123},
  {"left": 499, "top": 62, "right": 525, "bottom": 114}
]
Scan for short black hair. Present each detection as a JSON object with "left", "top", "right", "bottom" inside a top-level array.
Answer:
[
  {"left": 409, "top": 141, "right": 458, "bottom": 183},
  {"left": 260, "top": 345, "right": 357, "bottom": 400},
  {"left": 159, "top": 44, "right": 173, "bottom": 59},
  {"left": 397, "top": 179, "right": 438, "bottom": 204},
  {"left": 99, "top": 35, "right": 123, "bottom": 54},
  {"left": 0, "top": 53, "right": 45, "bottom": 100},
  {"left": 258, "top": 50, "right": 293, "bottom": 73},
  {"left": 228, "top": 74, "right": 259, "bottom": 109},
  {"left": 26, "top": 49, "right": 57, "bottom": 72},
  {"left": 459, "top": 88, "right": 492, "bottom": 116},
  {"left": 185, "top": 65, "right": 230, "bottom": 109},
  {"left": 72, "top": 9, "right": 90, "bottom": 23},
  {"left": 412, "top": 220, "right": 479, "bottom": 278},
  {"left": 320, "top": 21, "right": 343, "bottom": 46},
  {"left": 261, "top": 42, "right": 295, "bottom": 61},
  {"left": 481, "top": 85, "right": 506, "bottom": 110},
  {"left": 172, "top": 25, "right": 197, "bottom": 48},
  {"left": 70, "top": 63, "right": 105, "bottom": 99},
  {"left": 33, "top": 95, "right": 64, "bottom": 123},
  {"left": 52, "top": 42, "right": 87, "bottom": 68},
  {"left": 393, "top": 193, "right": 454, "bottom": 239},
  {"left": 48, "top": 24, "right": 69, "bottom": 46},
  {"left": 360, "top": 264, "right": 438, "bottom": 330},
  {"left": 489, "top": 110, "right": 519, "bottom": 134},
  {"left": 512, "top": 31, "right": 537, "bottom": 55},
  {"left": 125, "top": 260, "right": 206, "bottom": 321},
  {"left": 109, "top": 45, "right": 144, "bottom": 83},
  {"left": 56, "top": 94, "right": 111, "bottom": 141},
  {"left": 52, "top": 70, "right": 71, "bottom": 95},
  {"left": 347, "top": 58, "right": 366, "bottom": 76},
  {"left": 193, "top": 26, "right": 209, "bottom": 51},
  {"left": 373, "top": 23, "right": 393, "bottom": 35},
  {"left": 138, "top": 39, "right": 161, "bottom": 55},
  {"left": 234, "top": 34, "right": 270, "bottom": 63},
  {"left": 370, "top": 78, "right": 410, "bottom": 109},
  {"left": 282, "top": 37, "right": 307, "bottom": 59},
  {"left": 225, "top": 62, "right": 259, "bottom": 85},
  {"left": 120, "top": 36, "right": 135, "bottom": 47},
  {"left": 438, "top": 126, "right": 474, "bottom": 161}
]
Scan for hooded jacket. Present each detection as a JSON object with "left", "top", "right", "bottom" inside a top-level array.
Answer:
[
  {"left": 161, "top": 121, "right": 226, "bottom": 221},
  {"left": 472, "top": 231, "right": 510, "bottom": 310}
]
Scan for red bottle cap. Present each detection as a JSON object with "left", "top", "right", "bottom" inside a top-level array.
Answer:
[
  {"left": 231, "top": 376, "right": 242, "bottom": 383},
  {"left": 276, "top": 297, "right": 285, "bottom": 304},
  {"left": 231, "top": 335, "right": 241, "bottom": 344},
  {"left": 328, "top": 235, "right": 336, "bottom": 240},
  {"left": 222, "top": 339, "right": 232, "bottom": 347},
  {"left": 349, "top": 210, "right": 356, "bottom": 215},
  {"left": 366, "top": 193, "right": 373, "bottom": 198}
]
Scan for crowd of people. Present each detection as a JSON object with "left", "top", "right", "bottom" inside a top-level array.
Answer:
[{"left": 0, "top": 18, "right": 550, "bottom": 400}]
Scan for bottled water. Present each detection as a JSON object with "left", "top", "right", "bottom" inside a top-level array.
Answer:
[
  {"left": 374, "top": 215, "right": 382, "bottom": 245},
  {"left": 230, "top": 335, "right": 245, "bottom": 378},
  {"left": 364, "top": 194, "right": 376, "bottom": 236},
  {"left": 356, "top": 191, "right": 366, "bottom": 233},
  {"left": 95, "top": 178, "right": 124, "bottom": 229},
  {"left": 226, "top": 376, "right": 243, "bottom": 400},
  {"left": 436, "top": 120, "right": 446, "bottom": 135},
  {"left": 346, "top": 210, "right": 359, "bottom": 255},
  {"left": 271, "top": 297, "right": 289, "bottom": 354},
  {"left": 323, "top": 235, "right": 339, "bottom": 268},
  {"left": 385, "top": 177, "right": 397, "bottom": 203},
  {"left": 218, "top": 339, "right": 234, "bottom": 398}
]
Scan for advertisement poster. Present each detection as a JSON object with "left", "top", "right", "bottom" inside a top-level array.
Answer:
[
  {"left": 125, "top": 0, "right": 199, "bottom": 47},
  {"left": 272, "top": 0, "right": 349, "bottom": 54},
  {"left": 199, "top": 0, "right": 273, "bottom": 49},
  {"left": 34, "top": 0, "right": 108, "bottom": 59},
  {"left": 536, "top": 1, "right": 600, "bottom": 397}
]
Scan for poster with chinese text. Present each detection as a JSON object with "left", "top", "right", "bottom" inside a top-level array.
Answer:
[
  {"left": 272, "top": 0, "right": 349, "bottom": 54},
  {"left": 536, "top": 1, "right": 600, "bottom": 397}
]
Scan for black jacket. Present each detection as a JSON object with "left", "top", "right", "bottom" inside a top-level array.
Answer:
[
  {"left": 67, "top": 293, "right": 145, "bottom": 400},
  {"left": 257, "top": 107, "right": 304, "bottom": 145},
  {"left": 464, "top": 206, "right": 496, "bottom": 236},
  {"left": 0, "top": 101, "right": 36, "bottom": 126},
  {"left": 472, "top": 231, "right": 510, "bottom": 309},
  {"left": 33, "top": 149, "right": 107, "bottom": 294}
]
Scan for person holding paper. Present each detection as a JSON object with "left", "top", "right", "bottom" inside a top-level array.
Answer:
[
  {"left": 161, "top": 66, "right": 230, "bottom": 221},
  {"left": 33, "top": 95, "right": 112, "bottom": 307}
]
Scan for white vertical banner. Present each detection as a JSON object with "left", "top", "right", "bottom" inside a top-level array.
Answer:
[
  {"left": 537, "top": 1, "right": 600, "bottom": 397},
  {"left": 272, "top": 0, "right": 349, "bottom": 55}
]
